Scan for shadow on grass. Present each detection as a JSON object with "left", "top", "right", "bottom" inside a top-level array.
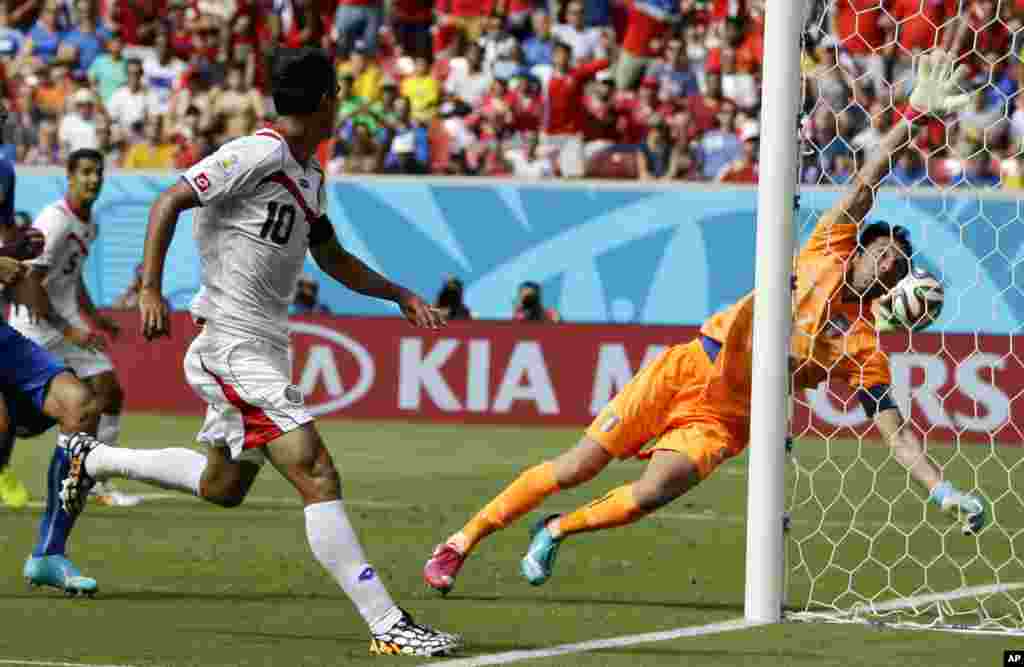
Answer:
[{"left": 2, "top": 589, "right": 744, "bottom": 615}]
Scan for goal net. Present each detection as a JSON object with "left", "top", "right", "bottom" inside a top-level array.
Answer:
[{"left": 784, "top": 0, "right": 1024, "bottom": 635}]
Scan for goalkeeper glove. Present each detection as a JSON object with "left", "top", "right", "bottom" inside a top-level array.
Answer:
[
  {"left": 929, "top": 481, "right": 989, "bottom": 536},
  {"left": 909, "top": 49, "right": 975, "bottom": 117}
]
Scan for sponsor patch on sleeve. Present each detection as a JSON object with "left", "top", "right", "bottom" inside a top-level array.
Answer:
[{"left": 216, "top": 153, "right": 241, "bottom": 177}]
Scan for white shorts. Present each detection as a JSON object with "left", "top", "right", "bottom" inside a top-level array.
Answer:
[
  {"left": 46, "top": 339, "right": 115, "bottom": 379},
  {"left": 184, "top": 327, "right": 313, "bottom": 465}
]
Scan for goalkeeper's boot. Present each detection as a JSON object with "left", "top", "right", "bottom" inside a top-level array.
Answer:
[
  {"left": 931, "top": 482, "right": 989, "bottom": 535},
  {"left": 0, "top": 468, "right": 29, "bottom": 508},
  {"left": 58, "top": 433, "right": 98, "bottom": 517},
  {"left": 369, "top": 608, "right": 463, "bottom": 657},
  {"left": 423, "top": 542, "right": 466, "bottom": 595},
  {"left": 24, "top": 555, "right": 97, "bottom": 597},
  {"left": 90, "top": 481, "right": 143, "bottom": 507},
  {"left": 520, "top": 514, "right": 563, "bottom": 586}
]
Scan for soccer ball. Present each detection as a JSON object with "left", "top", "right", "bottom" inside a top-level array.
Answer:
[{"left": 889, "top": 268, "right": 944, "bottom": 331}]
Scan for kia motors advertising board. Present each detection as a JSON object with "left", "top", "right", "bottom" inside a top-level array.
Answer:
[{"left": 106, "top": 312, "right": 1020, "bottom": 444}]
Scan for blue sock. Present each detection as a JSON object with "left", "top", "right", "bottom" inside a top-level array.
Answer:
[
  {"left": 32, "top": 445, "right": 79, "bottom": 557},
  {"left": 928, "top": 480, "right": 954, "bottom": 507}
]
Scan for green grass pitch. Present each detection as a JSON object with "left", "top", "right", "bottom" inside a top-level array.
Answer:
[{"left": 0, "top": 414, "right": 1018, "bottom": 666}]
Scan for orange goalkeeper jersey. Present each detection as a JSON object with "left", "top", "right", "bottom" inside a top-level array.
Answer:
[{"left": 699, "top": 208, "right": 891, "bottom": 420}]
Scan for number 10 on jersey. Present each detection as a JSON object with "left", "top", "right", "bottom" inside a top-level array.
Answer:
[{"left": 260, "top": 202, "right": 296, "bottom": 245}]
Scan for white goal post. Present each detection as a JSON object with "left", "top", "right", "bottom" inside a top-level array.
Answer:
[
  {"left": 744, "top": 0, "right": 805, "bottom": 624},
  {"left": 746, "top": 0, "right": 1024, "bottom": 635}
]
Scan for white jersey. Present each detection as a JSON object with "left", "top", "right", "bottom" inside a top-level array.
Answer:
[
  {"left": 183, "top": 128, "right": 326, "bottom": 348},
  {"left": 9, "top": 200, "right": 96, "bottom": 345}
]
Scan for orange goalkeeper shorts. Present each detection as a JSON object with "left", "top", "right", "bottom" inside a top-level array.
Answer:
[{"left": 585, "top": 338, "right": 750, "bottom": 481}]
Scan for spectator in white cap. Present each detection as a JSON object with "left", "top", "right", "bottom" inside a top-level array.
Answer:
[{"left": 58, "top": 88, "right": 99, "bottom": 154}]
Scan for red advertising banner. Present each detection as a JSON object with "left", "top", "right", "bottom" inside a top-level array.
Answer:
[{"left": 106, "top": 312, "right": 1022, "bottom": 443}]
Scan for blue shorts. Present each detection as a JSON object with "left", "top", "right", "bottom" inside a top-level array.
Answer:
[{"left": 0, "top": 322, "right": 66, "bottom": 438}]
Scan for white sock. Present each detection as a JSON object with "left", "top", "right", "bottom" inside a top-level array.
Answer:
[
  {"left": 85, "top": 444, "right": 205, "bottom": 495},
  {"left": 304, "top": 500, "right": 401, "bottom": 634},
  {"left": 97, "top": 413, "right": 121, "bottom": 447}
]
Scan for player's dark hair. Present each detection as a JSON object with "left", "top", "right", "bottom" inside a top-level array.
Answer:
[
  {"left": 271, "top": 47, "right": 336, "bottom": 116},
  {"left": 67, "top": 148, "right": 104, "bottom": 174},
  {"left": 858, "top": 221, "right": 913, "bottom": 260}
]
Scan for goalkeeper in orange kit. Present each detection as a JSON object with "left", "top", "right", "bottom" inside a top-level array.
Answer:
[{"left": 423, "top": 51, "right": 988, "bottom": 594}]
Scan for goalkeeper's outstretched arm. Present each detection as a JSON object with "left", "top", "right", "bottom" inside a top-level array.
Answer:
[
  {"left": 824, "top": 50, "right": 974, "bottom": 229},
  {"left": 825, "top": 122, "right": 913, "bottom": 228},
  {"left": 873, "top": 407, "right": 941, "bottom": 490},
  {"left": 873, "top": 405, "right": 988, "bottom": 534}
]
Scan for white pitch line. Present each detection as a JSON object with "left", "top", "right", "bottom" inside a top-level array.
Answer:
[
  {"left": 0, "top": 660, "right": 138, "bottom": 667},
  {"left": 858, "top": 581, "right": 1024, "bottom": 614},
  {"left": 420, "top": 618, "right": 761, "bottom": 667}
]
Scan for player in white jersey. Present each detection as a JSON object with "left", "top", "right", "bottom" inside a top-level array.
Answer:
[
  {"left": 59, "top": 47, "right": 463, "bottom": 657},
  {"left": 9, "top": 149, "right": 142, "bottom": 508}
]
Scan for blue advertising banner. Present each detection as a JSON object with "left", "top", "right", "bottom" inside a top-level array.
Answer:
[{"left": 13, "top": 170, "right": 1022, "bottom": 334}]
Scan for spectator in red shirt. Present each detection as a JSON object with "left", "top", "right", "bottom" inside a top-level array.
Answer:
[
  {"left": 435, "top": 0, "right": 491, "bottom": 43},
  {"left": 831, "top": 0, "right": 889, "bottom": 97},
  {"left": 109, "top": 0, "right": 165, "bottom": 46},
  {"left": 617, "top": 0, "right": 678, "bottom": 90},
  {"left": 542, "top": 41, "right": 608, "bottom": 138},
  {"left": 945, "top": 0, "right": 1010, "bottom": 76},
  {"left": 892, "top": 0, "right": 956, "bottom": 53},
  {"left": 582, "top": 70, "right": 618, "bottom": 143},
  {"left": 333, "top": 0, "right": 382, "bottom": 56},
  {"left": 889, "top": 0, "right": 957, "bottom": 93},
  {"left": 539, "top": 42, "right": 608, "bottom": 176},
  {"left": 391, "top": 0, "right": 431, "bottom": 57},
  {"left": 615, "top": 76, "right": 658, "bottom": 144},
  {"left": 687, "top": 71, "right": 730, "bottom": 134},
  {"left": 510, "top": 75, "right": 542, "bottom": 132}
]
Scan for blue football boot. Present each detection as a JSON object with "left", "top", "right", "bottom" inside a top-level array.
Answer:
[
  {"left": 520, "top": 514, "right": 563, "bottom": 586},
  {"left": 24, "top": 555, "right": 97, "bottom": 597}
]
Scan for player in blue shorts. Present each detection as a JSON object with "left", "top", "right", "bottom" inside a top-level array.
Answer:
[
  {"left": 0, "top": 96, "right": 107, "bottom": 595},
  {"left": 0, "top": 321, "right": 106, "bottom": 595}
]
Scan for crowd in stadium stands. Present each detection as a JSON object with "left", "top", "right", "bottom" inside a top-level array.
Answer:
[{"left": 0, "top": 0, "right": 1023, "bottom": 185}]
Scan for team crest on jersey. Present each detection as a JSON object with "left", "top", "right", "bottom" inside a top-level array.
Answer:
[
  {"left": 217, "top": 153, "right": 240, "bottom": 177},
  {"left": 284, "top": 385, "right": 305, "bottom": 406}
]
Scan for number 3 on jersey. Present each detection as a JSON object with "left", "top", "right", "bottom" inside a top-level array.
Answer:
[{"left": 260, "top": 202, "right": 296, "bottom": 245}]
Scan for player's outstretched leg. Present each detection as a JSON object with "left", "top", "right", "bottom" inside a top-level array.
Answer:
[
  {"left": 26, "top": 434, "right": 97, "bottom": 596},
  {"left": 26, "top": 372, "right": 101, "bottom": 595},
  {"left": 424, "top": 437, "right": 612, "bottom": 595},
  {"left": 268, "top": 424, "right": 462, "bottom": 656},
  {"left": 521, "top": 450, "right": 698, "bottom": 586}
]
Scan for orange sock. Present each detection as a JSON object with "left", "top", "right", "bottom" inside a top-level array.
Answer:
[
  {"left": 555, "top": 484, "right": 649, "bottom": 537},
  {"left": 458, "top": 462, "right": 560, "bottom": 553}
]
